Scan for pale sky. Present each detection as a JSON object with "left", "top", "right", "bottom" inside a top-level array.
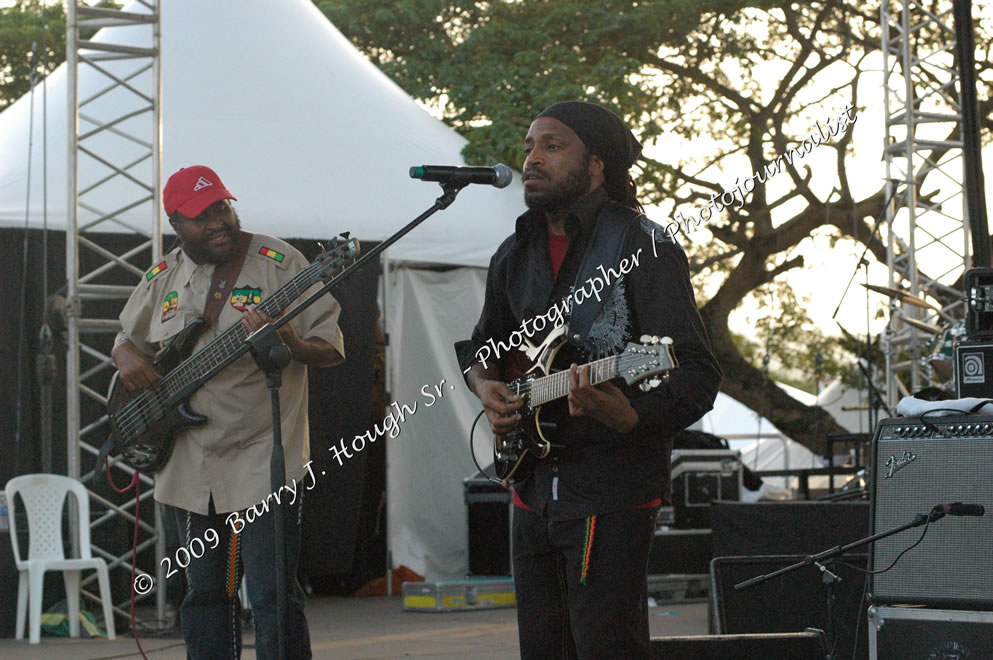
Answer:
[{"left": 6, "top": 0, "right": 990, "bottom": 356}]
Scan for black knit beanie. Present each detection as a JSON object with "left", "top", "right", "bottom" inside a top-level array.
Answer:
[{"left": 536, "top": 101, "right": 642, "bottom": 179}]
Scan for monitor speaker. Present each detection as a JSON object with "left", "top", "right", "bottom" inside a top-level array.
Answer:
[
  {"left": 869, "top": 415, "right": 993, "bottom": 608},
  {"left": 709, "top": 555, "right": 868, "bottom": 660}
]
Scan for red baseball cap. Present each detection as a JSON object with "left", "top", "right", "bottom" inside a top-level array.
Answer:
[{"left": 163, "top": 165, "right": 237, "bottom": 218}]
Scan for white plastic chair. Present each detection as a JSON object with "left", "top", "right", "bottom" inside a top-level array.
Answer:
[{"left": 5, "top": 473, "right": 116, "bottom": 644}]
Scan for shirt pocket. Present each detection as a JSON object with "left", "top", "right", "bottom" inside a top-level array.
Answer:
[{"left": 147, "top": 291, "right": 201, "bottom": 348}]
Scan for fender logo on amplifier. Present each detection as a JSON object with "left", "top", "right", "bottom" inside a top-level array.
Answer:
[{"left": 884, "top": 450, "right": 917, "bottom": 479}]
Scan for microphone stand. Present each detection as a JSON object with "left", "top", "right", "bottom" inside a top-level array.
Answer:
[
  {"left": 274, "top": 178, "right": 472, "bottom": 330},
  {"left": 733, "top": 509, "right": 942, "bottom": 660},
  {"left": 245, "top": 326, "right": 292, "bottom": 660},
  {"left": 240, "top": 178, "right": 474, "bottom": 658}
]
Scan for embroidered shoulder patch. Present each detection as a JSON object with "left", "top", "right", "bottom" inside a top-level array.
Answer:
[
  {"left": 161, "top": 291, "right": 179, "bottom": 322},
  {"left": 258, "top": 247, "right": 285, "bottom": 262},
  {"left": 145, "top": 261, "right": 168, "bottom": 281},
  {"left": 231, "top": 287, "right": 262, "bottom": 311}
]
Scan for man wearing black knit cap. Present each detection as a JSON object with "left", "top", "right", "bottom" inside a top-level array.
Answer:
[{"left": 455, "top": 101, "right": 722, "bottom": 658}]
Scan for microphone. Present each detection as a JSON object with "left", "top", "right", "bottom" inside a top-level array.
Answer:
[
  {"left": 930, "top": 502, "right": 986, "bottom": 521},
  {"left": 409, "top": 164, "right": 513, "bottom": 189}
]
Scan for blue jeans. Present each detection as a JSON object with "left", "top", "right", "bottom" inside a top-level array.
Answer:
[
  {"left": 175, "top": 495, "right": 311, "bottom": 659},
  {"left": 512, "top": 505, "right": 659, "bottom": 660}
]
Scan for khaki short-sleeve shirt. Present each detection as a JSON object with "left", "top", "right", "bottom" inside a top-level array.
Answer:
[{"left": 118, "top": 233, "right": 344, "bottom": 514}]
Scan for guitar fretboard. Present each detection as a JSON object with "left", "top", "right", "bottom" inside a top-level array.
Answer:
[
  {"left": 156, "top": 260, "right": 323, "bottom": 401},
  {"left": 527, "top": 355, "right": 619, "bottom": 407}
]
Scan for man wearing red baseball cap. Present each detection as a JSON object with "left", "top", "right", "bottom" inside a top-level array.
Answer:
[{"left": 112, "top": 164, "right": 345, "bottom": 659}]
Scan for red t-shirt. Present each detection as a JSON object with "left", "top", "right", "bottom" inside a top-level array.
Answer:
[{"left": 547, "top": 228, "right": 569, "bottom": 278}]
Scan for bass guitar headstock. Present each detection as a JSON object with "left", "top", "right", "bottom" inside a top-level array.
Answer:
[
  {"left": 315, "top": 233, "right": 360, "bottom": 280},
  {"left": 618, "top": 335, "right": 678, "bottom": 391}
]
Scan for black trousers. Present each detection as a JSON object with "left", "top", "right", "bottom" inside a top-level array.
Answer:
[{"left": 512, "top": 504, "right": 659, "bottom": 660}]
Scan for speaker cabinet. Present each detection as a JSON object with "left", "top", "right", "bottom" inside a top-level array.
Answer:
[
  {"left": 710, "top": 555, "right": 868, "bottom": 660},
  {"left": 869, "top": 416, "right": 993, "bottom": 608},
  {"left": 868, "top": 606, "right": 993, "bottom": 660},
  {"left": 464, "top": 476, "right": 512, "bottom": 576}
]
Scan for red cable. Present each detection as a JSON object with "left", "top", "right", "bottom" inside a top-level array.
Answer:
[{"left": 104, "top": 455, "right": 149, "bottom": 660}]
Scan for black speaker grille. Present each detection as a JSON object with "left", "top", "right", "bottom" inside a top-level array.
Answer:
[{"left": 871, "top": 417, "right": 993, "bottom": 607}]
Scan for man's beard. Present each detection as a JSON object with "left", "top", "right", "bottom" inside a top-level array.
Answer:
[
  {"left": 182, "top": 212, "right": 242, "bottom": 264},
  {"left": 524, "top": 156, "right": 592, "bottom": 213}
]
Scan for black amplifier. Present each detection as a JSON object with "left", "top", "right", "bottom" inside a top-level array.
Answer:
[
  {"left": 868, "top": 606, "right": 993, "bottom": 660},
  {"left": 869, "top": 415, "right": 993, "bottom": 608}
]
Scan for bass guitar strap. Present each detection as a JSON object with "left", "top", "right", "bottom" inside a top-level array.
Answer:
[
  {"left": 202, "top": 230, "right": 254, "bottom": 325},
  {"left": 566, "top": 203, "right": 636, "bottom": 345}
]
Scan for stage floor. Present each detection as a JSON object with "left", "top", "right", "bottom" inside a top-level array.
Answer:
[{"left": 0, "top": 595, "right": 709, "bottom": 659}]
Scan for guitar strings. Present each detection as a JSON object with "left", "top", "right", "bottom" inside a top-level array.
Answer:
[
  {"left": 112, "top": 266, "right": 318, "bottom": 436},
  {"left": 112, "top": 254, "right": 346, "bottom": 438},
  {"left": 509, "top": 350, "right": 668, "bottom": 407}
]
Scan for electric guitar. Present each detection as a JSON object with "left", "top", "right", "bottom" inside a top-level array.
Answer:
[
  {"left": 493, "top": 325, "right": 677, "bottom": 485},
  {"left": 106, "top": 235, "right": 359, "bottom": 472}
]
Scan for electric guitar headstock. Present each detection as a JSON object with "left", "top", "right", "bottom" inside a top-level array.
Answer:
[{"left": 617, "top": 335, "right": 678, "bottom": 391}]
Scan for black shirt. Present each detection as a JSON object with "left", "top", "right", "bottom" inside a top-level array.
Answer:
[{"left": 456, "top": 186, "right": 722, "bottom": 520}]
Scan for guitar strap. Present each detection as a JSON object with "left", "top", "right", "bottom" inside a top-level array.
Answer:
[
  {"left": 202, "top": 230, "right": 254, "bottom": 326},
  {"left": 566, "top": 203, "right": 636, "bottom": 345}
]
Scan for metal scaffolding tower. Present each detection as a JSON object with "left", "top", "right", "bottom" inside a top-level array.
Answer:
[
  {"left": 881, "top": 0, "right": 970, "bottom": 409},
  {"left": 66, "top": 0, "right": 165, "bottom": 625}
]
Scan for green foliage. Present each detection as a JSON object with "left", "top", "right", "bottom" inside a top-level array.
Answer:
[
  {"left": 319, "top": 0, "right": 987, "bottom": 401},
  {"left": 319, "top": 0, "right": 770, "bottom": 169},
  {"left": 0, "top": 0, "right": 66, "bottom": 112}
]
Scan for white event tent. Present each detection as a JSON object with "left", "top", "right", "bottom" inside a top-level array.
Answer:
[{"left": 0, "top": 0, "right": 526, "bottom": 580}]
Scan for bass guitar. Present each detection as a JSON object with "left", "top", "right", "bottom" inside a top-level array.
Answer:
[
  {"left": 493, "top": 325, "right": 677, "bottom": 485},
  {"left": 106, "top": 235, "right": 359, "bottom": 472}
]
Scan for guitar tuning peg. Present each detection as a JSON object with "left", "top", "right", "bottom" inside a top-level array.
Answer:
[
  {"left": 660, "top": 336, "right": 673, "bottom": 345},
  {"left": 647, "top": 377, "right": 661, "bottom": 389},
  {"left": 640, "top": 334, "right": 652, "bottom": 343},
  {"left": 639, "top": 381, "right": 652, "bottom": 392}
]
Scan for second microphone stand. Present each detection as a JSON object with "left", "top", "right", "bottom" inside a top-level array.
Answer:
[{"left": 734, "top": 508, "right": 947, "bottom": 659}]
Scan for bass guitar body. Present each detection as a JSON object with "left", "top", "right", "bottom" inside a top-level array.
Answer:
[{"left": 106, "top": 318, "right": 207, "bottom": 472}]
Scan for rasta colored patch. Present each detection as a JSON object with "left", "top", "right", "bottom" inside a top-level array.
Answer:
[
  {"left": 258, "top": 247, "right": 285, "bottom": 262},
  {"left": 146, "top": 261, "right": 168, "bottom": 281},
  {"left": 230, "top": 287, "right": 262, "bottom": 311},
  {"left": 161, "top": 291, "right": 179, "bottom": 322}
]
